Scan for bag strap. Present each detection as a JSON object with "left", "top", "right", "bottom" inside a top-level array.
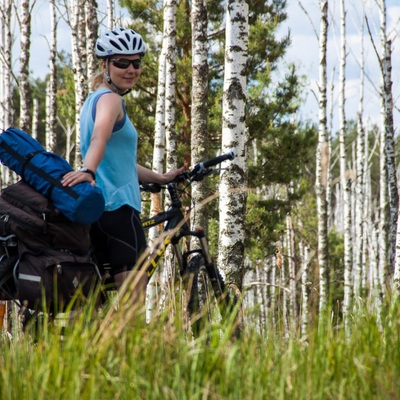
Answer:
[{"left": 0, "top": 141, "right": 78, "bottom": 200}]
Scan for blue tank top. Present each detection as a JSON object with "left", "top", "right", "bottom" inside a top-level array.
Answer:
[{"left": 80, "top": 88, "right": 141, "bottom": 213}]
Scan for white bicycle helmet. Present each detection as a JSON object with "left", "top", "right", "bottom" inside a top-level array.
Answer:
[{"left": 95, "top": 27, "right": 147, "bottom": 58}]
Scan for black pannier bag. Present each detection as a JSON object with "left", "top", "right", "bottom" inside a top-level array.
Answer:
[
  {"left": 0, "top": 180, "right": 90, "bottom": 255},
  {"left": 0, "top": 181, "right": 101, "bottom": 311},
  {"left": 17, "top": 243, "right": 100, "bottom": 312}
]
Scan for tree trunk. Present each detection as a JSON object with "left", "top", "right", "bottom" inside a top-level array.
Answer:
[
  {"left": 0, "top": 0, "right": 12, "bottom": 132},
  {"left": 338, "top": 0, "right": 352, "bottom": 329},
  {"left": 164, "top": 0, "right": 177, "bottom": 173},
  {"left": 85, "top": 0, "right": 98, "bottom": 79},
  {"left": 19, "top": 0, "right": 32, "bottom": 132},
  {"left": 69, "top": 0, "right": 88, "bottom": 167},
  {"left": 316, "top": 0, "right": 330, "bottom": 324},
  {"left": 354, "top": 11, "right": 366, "bottom": 304},
  {"left": 378, "top": 0, "right": 397, "bottom": 284},
  {"left": 218, "top": 0, "right": 249, "bottom": 291},
  {"left": 190, "top": 0, "right": 209, "bottom": 236},
  {"left": 146, "top": 31, "right": 167, "bottom": 323},
  {"left": 46, "top": 0, "right": 57, "bottom": 151},
  {"left": 160, "top": 0, "right": 177, "bottom": 309}
]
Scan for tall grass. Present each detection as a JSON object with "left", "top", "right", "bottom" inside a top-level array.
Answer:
[{"left": 1, "top": 295, "right": 400, "bottom": 400}]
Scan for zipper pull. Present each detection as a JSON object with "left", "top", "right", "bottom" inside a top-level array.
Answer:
[{"left": 57, "top": 263, "right": 62, "bottom": 274}]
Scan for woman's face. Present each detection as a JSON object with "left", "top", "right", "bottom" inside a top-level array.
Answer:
[{"left": 103, "top": 55, "right": 142, "bottom": 92}]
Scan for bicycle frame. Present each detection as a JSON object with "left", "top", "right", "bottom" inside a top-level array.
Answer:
[{"left": 141, "top": 181, "right": 214, "bottom": 282}]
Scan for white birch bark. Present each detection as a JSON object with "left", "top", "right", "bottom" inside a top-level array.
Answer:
[
  {"left": 32, "top": 98, "right": 38, "bottom": 140},
  {"left": 85, "top": 0, "right": 98, "bottom": 79},
  {"left": 316, "top": 0, "right": 330, "bottom": 322},
  {"left": 354, "top": 11, "right": 366, "bottom": 296},
  {"left": 164, "top": 0, "right": 177, "bottom": 173},
  {"left": 19, "top": 0, "right": 32, "bottom": 132},
  {"left": 191, "top": 0, "right": 209, "bottom": 236},
  {"left": 146, "top": 32, "right": 167, "bottom": 323},
  {"left": 286, "top": 212, "right": 296, "bottom": 327},
  {"left": 46, "top": 0, "right": 57, "bottom": 151},
  {"left": 377, "top": 26, "right": 389, "bottom": 299},
  {"left": 379, "top": 1, "right": 397, "bottom": 274},
  {"left": 160, "top": 0, "right": 177, "bottom": 308},
  {"left": 69, "top": 0, "right": 88, "bottom": 167},
  {"left": 107, "top": 0, "right": 114, "bottom": 29},
  {"left": 218, "top": 0, "right": 249, "bottom": 289},
  {"left": 0, "top": 0, "right": 13, "bottom": 188},
  {"left": 338, "top": 0, "right": 353, "bottom": 327},
  {"left": 0, "top": 0, "right": 12, "bottom": 132}
]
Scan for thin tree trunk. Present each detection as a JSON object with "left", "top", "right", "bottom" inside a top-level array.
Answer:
[
  {"left": 218, "top": 0, "right": 249, "bottom": 290},
  {"left": 339, "top": 0, "right": 352, "bottom": 330},
  {"left": 69, "top": 0, "right": 88, "bottom": 167},
  {"left": 354, "top": 11, "right": 366, "bottom": 303},
  {"left": 286, "top": 212, "right": 297, "bottom": 327},
  {"left": 0, "top": 0, "right": 12, "bottom": 132},
  {"left": 146, "top": 34, "right": 167, "bottom": 323},
  {"left": 191, "top": 0, "right": 209, "bottom": 236},
  {"left": 377, "top": 0, "right": 398, "bottom": 283},
  {"left": 107, "top": 0, "right": 114, "bottom": 29},
  {"left": 46, "top": 0, "right": 57, "bottom": 151},
  {"left": 85, "top": 0, "right": 98, "bottom": 79},
  {"left": 164, "top": 0, "right": 177, "bottom": 173},
  {"left": 316, "top": 0, "right": 330, "bottom": 324},
  {"left": 160, "top": 0, "right": 177, "bottom": 309},
  {"left": 19, "top": 0, "right": 32, "bottom": 132}
]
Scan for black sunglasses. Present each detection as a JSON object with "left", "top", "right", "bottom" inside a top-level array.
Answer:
[{"left": 109, "top": 58, "right": 142, "bottom": 70}]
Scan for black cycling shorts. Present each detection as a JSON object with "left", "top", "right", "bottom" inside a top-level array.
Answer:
[{"left": 90, "top": 205, "right": 147, "bottom": 276}]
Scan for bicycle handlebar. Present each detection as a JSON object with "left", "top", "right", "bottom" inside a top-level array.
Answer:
[
  {"left": 140, "top": 149, "right": 235, "bottom": 193},
  {"left": 188, "top": 149, "right": 235, "bottom": 177}
]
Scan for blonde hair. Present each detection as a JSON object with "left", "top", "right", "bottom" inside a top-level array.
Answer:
[
  {"left": 90, "top": 71, "right": 105, "bottom": 91},
  {"left": 89, "top": 59, "right": 106, "bottom": 91}
]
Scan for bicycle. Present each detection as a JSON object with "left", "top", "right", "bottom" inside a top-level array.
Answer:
[
  {"left": 0, "top": 151, "right": 240, "bottom": 336},
  {"left": 139, "top": 150, "right": 239, "bottom": 335}
]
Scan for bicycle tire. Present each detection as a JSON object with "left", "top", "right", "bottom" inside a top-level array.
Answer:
[{"left": 186, "top": 254, "right": 227, "bottom": 336}]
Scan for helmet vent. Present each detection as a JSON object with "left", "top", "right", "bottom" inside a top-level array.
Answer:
[{"left": 109, "top": 39, "right": 123, "bottom": 51}]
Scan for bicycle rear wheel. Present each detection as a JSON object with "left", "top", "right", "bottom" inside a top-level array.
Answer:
[{"left": 186, "top": 254, "right": 228, "bottom": 336}]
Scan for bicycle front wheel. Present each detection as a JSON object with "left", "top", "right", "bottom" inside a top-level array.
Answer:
[{"left": 186, "top": 254, "right": 227, "bottom": 336}]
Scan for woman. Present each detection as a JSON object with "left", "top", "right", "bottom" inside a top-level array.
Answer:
[{"left": 62, "top": 27, "right": 184, "bottom": 299}]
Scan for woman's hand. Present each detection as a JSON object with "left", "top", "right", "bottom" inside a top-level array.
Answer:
[
  {"left": 62, "top": 170, "right": 96, "bottom": 187},
  {"left": 158, "top": 166, "right": 187, "bottom": 184}
]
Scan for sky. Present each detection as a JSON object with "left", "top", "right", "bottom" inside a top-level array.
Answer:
[
  {"left": 277, "top": 0, "right": 400, "bottom": 133},
  {"left": 20, "top": 0, "right": 400, "bottom": 134}
]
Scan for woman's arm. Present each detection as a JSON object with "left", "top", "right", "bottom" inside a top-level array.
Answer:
[
  {"left": 62, "top": 93, "right": 122, "bottom": 187},
  {"left": 137, "top": 164, "right": 186, "bottom": 184}
]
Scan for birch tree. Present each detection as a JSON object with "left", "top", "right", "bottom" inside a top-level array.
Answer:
[
  {"left": 354, "top": 12, "right": 366, "bottom": 304},
  {"left": 19, "top": 0, "right": 32, "bottom": 132},
  {"left": 218, "top": 0, "right": 248, "bottom": 290},
  {"left": 0, "top": 0, "right": 13, "bottom": 188},
  {"left": 338, "top": 0, "right": 353, "bottom": 326},
  {"left": 316, "top": 0, "right": 329, "bottom": 322},
  {"left": 85, "top": 0, "right": 98, "bottom": 79},
  {"left": 46, "top": 0, "right": 58, "bottom": 151},
  {"left": 146, "top": 21, "right": 167, "bottom": 323},
  {"left": 68, "top": 0, "right": 88, "bottom": 167},
  {"left": 191, "top": 0, "right": 209, "bottom": 235},
  {"left": 0, "top": 0, "right": 12, "bottom": 130},
  {"left": 160, "top": 0, "right": 177, "bottom": 303},
  {"left": 377, "top": 0, "right": 397, "bottom": 284}
]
